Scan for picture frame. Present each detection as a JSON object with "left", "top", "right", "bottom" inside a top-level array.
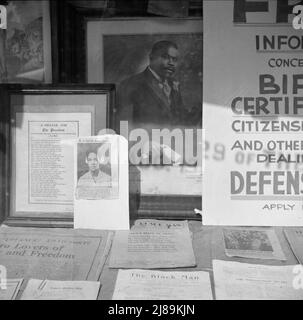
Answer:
[
  {"left": 49, "top": 1, "right": 202, "bottom": 83},
  {"left": 0, "top": 84, "right": 115, "bottom": 227},
  {"left": 87, "top": 18, "right": 202, "bottom": 83},
  {"left": 4, "top": 0, "right": 52, "bottom": 83},
  {"left": 86, "top": 18, "right": 202, "bottom": 219}
]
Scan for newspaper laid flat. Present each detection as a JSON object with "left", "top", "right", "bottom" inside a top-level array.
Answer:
[
  {"left": 222, "top": 228, "right": 286, "bottom": 260},
  {"left": 0, "top": 279, "right": 23, "bottom": 300},
  {"left": 132, "top": 219, "right": 189, "bottom": 230},
  {"left": 284, "top": 228, "right": 303, "bottom": 264},
  {"left": 112, "top": 269, "right": 213, "bottom": 300},
  {"left": 213, "top": 260, "right": 303, "bottom": 300},
  {"left": 21, "top": 279, "right": 101, "bottom": 300},
  {"left": 109, "top": 229, "right": 196, "bottom": 269},
  {"left": 0, "top": 227, "right": 112, "bottom": 281}
]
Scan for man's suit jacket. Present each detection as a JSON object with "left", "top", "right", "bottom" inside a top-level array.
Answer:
[{"left": 116, "top": 68, "right": 185, "bottom": 127}]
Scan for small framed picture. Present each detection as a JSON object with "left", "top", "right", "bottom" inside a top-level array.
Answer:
[{"left": 0, "top": 84, "right": 115, "bottom": 227}]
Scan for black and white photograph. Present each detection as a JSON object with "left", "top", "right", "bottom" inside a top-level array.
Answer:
[
  {"left": 77, "top": 143, "right": 112, "bottom": 187},
  {"left": 106, "top": 34, "right": 202, "bottom": 128},
  {"left": 1, "top": 0, "right": 52, "bottom": 83},
  {"left": 87, "top": 18, "right": 203, "bottom": 207},
  {"left": 87, "top": 18, "right": 202, "bottom": 129},
  {"left": 224, "top": 229, "right": 273, "bottom": 253},
  {"left": 0, "top": 0, "right": 303, "bottom": 303},
  {"left": 223, "top": 228, "right": 287, "bottom": 261},
  {"left": 76, "top": 137, "right": 119, "bottom": 200}
]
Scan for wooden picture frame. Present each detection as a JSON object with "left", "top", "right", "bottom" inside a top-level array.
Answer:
[
  {"left": 5, "top": 0, "right": 52, "bottom": 83},
  {"left": 86, "top": 18, "right": 202, "bottom": 220},
  {"left": 49, "top": 1, "right": 203, "bottom": 220},
  {"left": 0, "top": 84, "right": 115, "bottom": 227},
  {"left": 49, "top": 0, "right": 202, "bottom": 83}
]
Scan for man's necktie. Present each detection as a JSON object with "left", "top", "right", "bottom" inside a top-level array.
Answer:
[{"left": 159, "top": 80, "right": 172, "bottom": 104}]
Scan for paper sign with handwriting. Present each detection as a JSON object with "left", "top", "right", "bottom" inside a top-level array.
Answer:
[
  {"left": 109, "top": 229, "right": 196, "bottom": 269},
  {"left": 21, "top": 279, "right": 100, "bottom": 300},
  {"left": 112, "top": 270, "right": 213, "bottom": 300}
]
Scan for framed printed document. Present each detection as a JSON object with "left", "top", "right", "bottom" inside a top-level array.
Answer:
[{"left": 0, "top": 84, "right": 115, "bottom": 227}]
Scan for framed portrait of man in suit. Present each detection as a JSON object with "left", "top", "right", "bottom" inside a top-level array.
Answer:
[{"left": 87, "top": 18, "right": 202, "bottom": 218}]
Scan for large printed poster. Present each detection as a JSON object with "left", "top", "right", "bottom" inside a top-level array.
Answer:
[{"left": 203, "top": 0, "right": 303, "bottom": 226}]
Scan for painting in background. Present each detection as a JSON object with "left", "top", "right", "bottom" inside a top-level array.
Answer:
[
  {"left": 104, "top": 33, "right": 202, "bottom": 127},
  {"left": 87, "top": 19, "right": 203, "bottom": 199},
  {"left": 3, "top": 1, "right": 51, "bottom": 83}
]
